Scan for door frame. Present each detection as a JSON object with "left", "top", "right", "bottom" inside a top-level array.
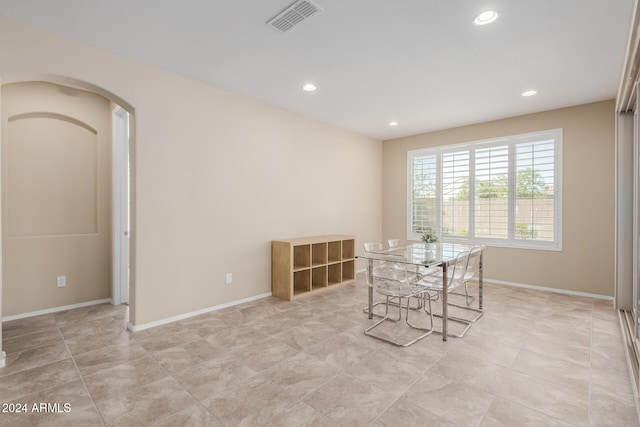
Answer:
[{"left": 112, "top": 107, "right": 130, "bottom": 305}]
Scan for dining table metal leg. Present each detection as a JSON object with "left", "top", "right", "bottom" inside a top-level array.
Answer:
[
  {"left": 442, "top": 262, "right": 448, "bottom": 341},
  {"left": 479, "top": 250, "right": 483, "bottom": 310},
  {"left": 367, "top": 258, "right": 374, "bottom": 319}
]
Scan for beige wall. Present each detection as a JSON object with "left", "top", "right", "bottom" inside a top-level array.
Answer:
[
  {"left": 0, "top": 16, "right": 383, "bottom": 325},
  {"left": 383, "top": 100, "right": 616, "bottom": 296},
  {"left": 2, "top": 82, "right": 112, "bottom": 316}
]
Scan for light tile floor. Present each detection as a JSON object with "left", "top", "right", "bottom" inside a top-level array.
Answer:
[{"left": 0, "top": 277, "right": 638, "bottom": 426}]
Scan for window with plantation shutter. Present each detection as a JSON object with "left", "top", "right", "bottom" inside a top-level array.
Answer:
[
  {"left": 514, "top": 135, "right": 557, "bottom": 243},
  {"left": 407, "top": 129, "right": 562, "bottom": 250}
]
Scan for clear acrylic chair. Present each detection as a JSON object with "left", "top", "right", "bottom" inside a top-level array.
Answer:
[
  {"left": 417, "top": 250, "right": 474, "bottom": 338},
  {"left": 364, "top": 253, "right": 434, "bottom": 346},
  {"left": 387, "top": 238, "right": 437, "bottom": 311},
  {"left": 447, "top": 247, "right": 483, "bottom": 323},
  {"left": 362, "top": 242, "right": 398, "bottom": 317},
  {"left": 365, "top": 241, "right": 422, "bottom": 313}
]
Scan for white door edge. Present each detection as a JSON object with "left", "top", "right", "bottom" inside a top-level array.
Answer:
[{"left": 112, "top": 107, "right": 130, "bottom": 305}]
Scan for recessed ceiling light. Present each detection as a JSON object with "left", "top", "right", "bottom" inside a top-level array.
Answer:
[
  {"left": 302, "top": 83, "right": 317, "bottom": 92},
  {"left": 474, "top": 10, "right": 498, "bottom": 25},
  {"left": 389, "top": 121, "right": 399, "bottom": 126},
  {"left": 522, "top": 90, "right": 538, "bottom": 97}
]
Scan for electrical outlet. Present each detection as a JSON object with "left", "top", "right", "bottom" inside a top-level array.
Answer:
[
  {"left": 225, "top": 273, "right": 233, "bottom": 284},
  {"left": 56, "top": 276, "right": 66, "bottom": 288}
]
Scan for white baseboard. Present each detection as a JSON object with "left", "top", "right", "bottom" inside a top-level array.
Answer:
[
  {"left": 2, "top": 298, "right": 113, "bottom": 322},
  {"left": 127, "top": 292, "right": 273, "bottom": 332},
  {"left": 357, "top": 267, "right": 612, "bottom": 300},
  {"left": 483, "top": 278, "right": 613, "bottom": 300},
  {"left": 0, "top": 351, "right": 6, "bottom": 368}
]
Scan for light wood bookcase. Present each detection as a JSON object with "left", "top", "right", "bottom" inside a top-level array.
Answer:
[{"left": 272, "top": 235, "right": 356, "bottom": 300}]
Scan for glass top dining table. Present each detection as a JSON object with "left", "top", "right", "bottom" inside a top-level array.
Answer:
[{"left": 357, "top": 242, "right": 484, "bottom": 341}]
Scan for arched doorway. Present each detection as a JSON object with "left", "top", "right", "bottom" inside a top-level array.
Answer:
[{"left": 0, "top": 75, "right": 136, "bottom": 327}]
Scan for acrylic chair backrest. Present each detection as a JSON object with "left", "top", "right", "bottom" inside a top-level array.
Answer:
[
  {"left": 463, "top": 247, "right": 482, "bottom": 282},
  {"left": 446, "top": 250, "right": 470, "bottom": 290},
  {"left": 368, "top": 253, "right": 412, "bottom": 284},
  {"left": 373, "top": 253, "right": 411, "bottom": 283},
  {"left": 388, "top": 239, "right": 402, "bottom": 248},
  {"left": 363, "top": 242, "right": 384, "bottom": 253},
  {"left": 363, "top": 242, "right": 395, "bottom": 281}
]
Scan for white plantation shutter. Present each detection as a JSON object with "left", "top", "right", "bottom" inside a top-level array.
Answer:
[
  {"left": 442, "top": 149, "right": 470, "bottom": 237},
  {"left": 407, "top": 129, "right": 562, "bottom": 250},
  {"left": 474, "top": 142, "right": 509, "bottom": 239}
]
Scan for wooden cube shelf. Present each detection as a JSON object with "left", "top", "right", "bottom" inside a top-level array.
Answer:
[{"left": 272, "top": 234, "right": 356, "bottom": 300}]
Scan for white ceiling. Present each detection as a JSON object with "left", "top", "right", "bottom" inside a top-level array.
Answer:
[{"left": 0, "top": 0, "right": 634, "bottom": 140}]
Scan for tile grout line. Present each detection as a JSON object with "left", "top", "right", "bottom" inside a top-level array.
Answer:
[
  {"left": 495, "top": 291, "right": 593, "bottom": 425},
  {"left": 0, "top": 316, "right": 81, "bottom": 401},
  {"left": 367, "top": 344, "right": 450, "bottom": 426},
  {"left": 57, "top": 316, "right": 108, "bottom": 427},
  {"left": 479, "top": 286, "right": 531, "bottom": 425},
  {"left": 0, "top": 331, "right": 69, "bottom": 379},
  {"left": 129, "top": 326, "right": 230, "bottom": 427}
]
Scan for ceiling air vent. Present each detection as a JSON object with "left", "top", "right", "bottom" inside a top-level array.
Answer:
[{"left": 267, "top": 0, "right": 323, "bottom": 34}]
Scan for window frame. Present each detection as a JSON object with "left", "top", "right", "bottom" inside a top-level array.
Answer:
[{"left": 406, "top": 129, "right": 563, "bottom": 251}]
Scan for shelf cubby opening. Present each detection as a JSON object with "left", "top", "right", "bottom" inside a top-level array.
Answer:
[
  {"left": 293, "top": 244, "right": 311, "bottom": 270},
  {"left": 312, "top": 242, "right": 327, "bottom": 266},
  {"left": 342, "top": 239, "right": 355, "bottom": 260},
  {"left": 342, "top": 260, "right": 355, "bottom": 281},
  {"left": 293, "top": 269, "right": 311, "bottom": 296},
  {"left": 328, "top": 263, "right": 342, "bottom": 285},
  {"left": 328, "top": 241, "right": 342, "bottom": 263},
  {"left": 312, "top": 266, "right": 328, "bottom": 289}
]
